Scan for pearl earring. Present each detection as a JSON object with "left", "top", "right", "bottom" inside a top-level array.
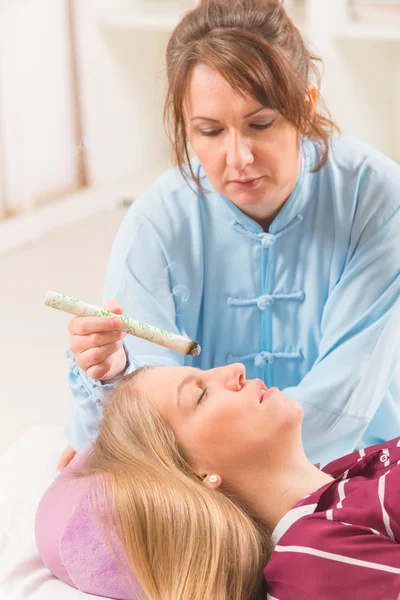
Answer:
[{"left": 209, "top": 475, "right": 218, "bottom": 484}]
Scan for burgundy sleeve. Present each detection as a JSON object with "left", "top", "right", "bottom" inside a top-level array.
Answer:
[{"left": 265, "top": 518, "right": 400, "bottom": 599}]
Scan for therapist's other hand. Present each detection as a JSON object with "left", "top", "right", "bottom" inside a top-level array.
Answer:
[
  {"left": 68, "top": 299, "right": 127, "bottom": 381},
  {"left": 57, "top": 444, "right": 77, "bottom": 471}
]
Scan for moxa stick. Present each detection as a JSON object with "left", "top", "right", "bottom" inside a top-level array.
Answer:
[{"left": 44, "top": 291, "right": 201, "bottom": 356}]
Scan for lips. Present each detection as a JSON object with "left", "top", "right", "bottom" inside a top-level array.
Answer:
[
  {"left": 231, "top": 177, "right": 261, "bottom": 184},
  {"left": 255, "top": 379, "right": 269, "bottom": 403}
]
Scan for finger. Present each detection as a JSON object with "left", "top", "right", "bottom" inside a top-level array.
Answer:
[
  {"left": 87, "top": 360, "right": 114, "bottom": 381},
  {"left": 70, "top": 329, "right": 125, "bottom": 355},
  {"left": 104, "top": 299, "right": 124, "bottom": 314},
  {"left": 57, "top": 454, "right": 75, "bottom": 471},
  {"left": 58, "top": 444, "right": 76, "bottom": 463},
  {"left": 57, "top": 445, "right": 77, "bottom": 471},
  {"left": 68, "top": 315, "right": 124, "bottom": 336},
  {"left": 76, "top": 340, "right": 124, "bottom": 371}
]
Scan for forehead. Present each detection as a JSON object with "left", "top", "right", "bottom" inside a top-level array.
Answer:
[
  {"left": 140, "top": 366, "right": 174, "bottom": 391},
  {"left": 139, "top": 366, "right": 200, "bottom": 431},
  {"left": 140, "top": 366, "right": 196, "bottom": 403},
  {"left": 137, "top": 367, "right": 175, "bottom": 421},
  {"left": 188, "top": 64, "right": 231, "bottom": 94},
  {"left": 185, "top": 63, "right": 260, "bottom": 115},
  {"left": 141, "top": 366, "right": 194, "bottom": 386}
]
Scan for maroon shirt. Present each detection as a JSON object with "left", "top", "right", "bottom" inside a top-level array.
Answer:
[{"left": 264, "top": 437, "right": 400, "bottom": 599}]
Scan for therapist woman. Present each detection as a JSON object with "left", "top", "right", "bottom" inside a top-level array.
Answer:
[{"left": 61, "top": 0, "right": 400, "bottom": 469}]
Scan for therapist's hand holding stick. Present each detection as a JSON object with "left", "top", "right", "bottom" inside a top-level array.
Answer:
[
  {"left": 44, "top": 290, "right": 201, "bottom": 363},
  {"left": 46, "top": 291, "right": 201, "bottom": 471},
  {"left": 66, "top": 297, "right": 128, "bottom": 381}
]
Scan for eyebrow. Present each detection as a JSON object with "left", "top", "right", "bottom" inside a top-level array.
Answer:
[
  {"left": 175, "top": 369, "right": 200, "bottom": 407},
  {"left": 190, "top": 106, "right": 268, "bottom": 123}
]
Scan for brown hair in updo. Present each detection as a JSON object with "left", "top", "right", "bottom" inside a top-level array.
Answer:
[{"left": 164, "top": 0, "right": 338, "bottom": 187}]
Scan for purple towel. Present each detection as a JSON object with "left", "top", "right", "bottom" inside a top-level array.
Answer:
[{"left": 35, "top": 451, "right": 146, "bottom": 599}]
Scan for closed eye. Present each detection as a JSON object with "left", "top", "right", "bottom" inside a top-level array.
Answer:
[
  {"left": 200, "top": 129, "right": 223, "bottom": 137},
  {"left": 199, "top": 120, "right": 274, "bottom": 137},
  {"left": 251, "top": 121, "right": 275, "bottom": 130},
  {"left": 197, "top": 389, "right": 207, "bottom": 405}
]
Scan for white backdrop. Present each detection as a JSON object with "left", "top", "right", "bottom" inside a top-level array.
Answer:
[{"left": 0, "top": 0, "right": 78, "bottom": 215}]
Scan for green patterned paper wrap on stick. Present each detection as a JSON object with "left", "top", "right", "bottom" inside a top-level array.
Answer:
[{"left": 44, "top": 291, "right": 201, "bottom": 356}]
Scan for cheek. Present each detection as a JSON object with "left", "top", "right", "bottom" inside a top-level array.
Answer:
[
  {"left": 196, "top": 150, "right": 226, "bottom": 193},
  {"left": 262, "top": 127, "right": 299, "bottom": 173},
  {"left": 193, "top": 139, "right": 224, "bottom": 171},
  {"left": 188, "top": 131, "right": 225, "bottom": 169},
  {"left": 281, "top": 132, "right": 300, "bottom": 170},
  {"left": 184, "top": 410, "right": 243, "bottom": 465},
  {"left": 262, "top": 149, "right": 298, "bottom": 187}
]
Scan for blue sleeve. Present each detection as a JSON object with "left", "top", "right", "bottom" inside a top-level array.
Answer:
[
  {"left": 64, "top": 208, "right": 185, "bottom": 452},
  {"left": 282, "top": 191, "right": 400, "bottom": 467}
]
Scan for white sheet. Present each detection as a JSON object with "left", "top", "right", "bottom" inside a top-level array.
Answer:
[{"left": 0, "top": 425, "right": 107, "bottom": 600}]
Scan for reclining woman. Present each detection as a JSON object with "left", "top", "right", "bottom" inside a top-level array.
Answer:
[{"left": 36, "top": 362, "right": 400, "bottom": 600}]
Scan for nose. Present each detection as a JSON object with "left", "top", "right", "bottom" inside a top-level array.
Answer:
[
  {"left": 214, "top": 363, "right": 246, "bottom": 391},
  {"left": 226, "top": 132, "right": 254, "bottom": 172}
]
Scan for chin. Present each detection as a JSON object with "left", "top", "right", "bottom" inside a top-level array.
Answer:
[
  {"left": 290, "top": 399, "right": 304, "bottom": 422},
  {"left": 236, "top": 192, "right": 272, "bottom": 206},
  {"left": 233, "top": 183, "right": 275, "bottom": 204}
]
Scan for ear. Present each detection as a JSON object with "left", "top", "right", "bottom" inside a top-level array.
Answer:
[
  {"left": 201, "top": 474, "right": 222, "bottom": 490},
  {"left": 302, "top": 85, "right": 318, "bottom": 133},
  {"left": 308, "top": 85, "right": 318, "bottom": 106}
]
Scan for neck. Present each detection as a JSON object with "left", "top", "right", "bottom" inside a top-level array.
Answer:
[
  {"left": 234, "top": 452, "right": 333, "bottom": 533},
  {"left": 244, "top": 154, "right": 302, "bottom": 232}
]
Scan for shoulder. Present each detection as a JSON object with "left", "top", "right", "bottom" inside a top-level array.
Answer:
[
  {"left": 305, "top": 135, "right": 400, "bottom": 203},
  {"left": 324, "top": 436, "right": 400, "bottom": 478},
  {"left": 109, "top": 159, "right": 206, "bottom": 257},
  {"left": 328, "top": 135, "right": 400, "bottom": 176},
  {"left": 327, "top": 136, "right": 400, "bottom": 213},
  {"left": 265, "top": 514, "right": 400, "bottom": 599},
  {"left": 127, "top": 158, "right": 205, "bottom": 224},
  {"left": 305, "top": 136, "right": 400, "bottom": 240},
  {"left": 107, "top": 158, "right": 211, "bottom": 267}
]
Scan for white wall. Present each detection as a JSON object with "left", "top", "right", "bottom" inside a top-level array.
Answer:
[
  {"left": 317, "top": 39, "right": 399, "bottom": 161},
  {"left": 394, "top": 44, "right": 400, "bottom": 162},
  {"left": 306, "top": 0, "right": 400, "bottom": 163},
  {"left": 0, "top": 0, "right": 78, "bottom": 214},
  {"left": 73, "top": 0, "right": 173, "bottom": 186}
]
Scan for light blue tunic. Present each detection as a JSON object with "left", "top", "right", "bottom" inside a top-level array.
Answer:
[{"left": 66, "top": 136, "right": 400, "bottom": 466}]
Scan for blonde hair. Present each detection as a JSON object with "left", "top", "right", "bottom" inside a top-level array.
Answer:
[{"left": 79, "top": 367, "right": 272, "bottom": 600}]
